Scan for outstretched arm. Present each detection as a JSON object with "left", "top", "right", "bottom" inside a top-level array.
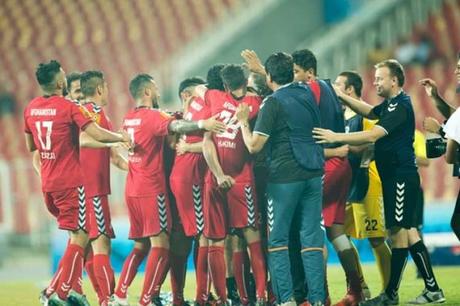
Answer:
[
  {"left": 84, "top": 122, "right": 131, "bottom": 144},
  {"left": 313, "top": 126, "right": 387, "bottom": 146},
  {"left": 235, "top": 103, "right": 268, "bottom": 154},
  {"left": 333, "top": 85, "right": 377, "bottom": 119},
  {"left": 168, "top": 115, "right": 226, "bottom": 135}
]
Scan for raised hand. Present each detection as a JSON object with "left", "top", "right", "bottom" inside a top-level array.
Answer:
[
  {"left": 419, "top": 78, "right": 439, "bottom": 98},
  {"left": 241, "top": 49, "right": 265, "bottom": 74}
]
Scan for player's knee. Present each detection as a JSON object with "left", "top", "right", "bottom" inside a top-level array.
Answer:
[
  {"left": 208, "top": 238, "right": 225, "bottom": 247},
  {"left": 134, "top": 239, "right": 151, "bottom": 254},
  {"left": 368, "top": 237, "right": 385, "bottom": 248},
  {"left": 243, "top": 227, "right": 260, "bottom": 243},
  {"left": 69, "top": 229, "right": 89, "bottom": 247},
  {"left": 150, "top": 232, "right": 170, "bottom": 249},
  {"left": 91, "top": 235, "right": 111, "bottom": 255},
  {"left": 331, "top": 234, "right": 352, "bottom": 252}
]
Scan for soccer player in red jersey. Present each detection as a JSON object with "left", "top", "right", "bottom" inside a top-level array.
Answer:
[
  {"left": 111, "top": 74, "right": 225, "bottom": 306},
  {"left": 197, "top": 64, "right": 267, "bottom": 306},
  {"left": 23, "top": 60, "right": 131, "bottom": 306},
  {"left": 169, "top": 77, "right": 210, "bottom": 306},
  {"left": 77, "top": 70, "right": 129, "bottom": 306}
]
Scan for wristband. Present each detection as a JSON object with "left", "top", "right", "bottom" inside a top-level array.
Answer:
[{"left": 198, "top": 120, "right": 204, "bottom": 129}]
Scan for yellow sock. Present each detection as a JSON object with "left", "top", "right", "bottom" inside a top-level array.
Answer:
[{"left": 372, "top": 241, "right": 392, "bottom": 290}]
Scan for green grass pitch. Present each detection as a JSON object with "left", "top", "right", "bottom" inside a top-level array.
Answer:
[{"left": 1, "top": 265, "right": 459, "bottom": 305}]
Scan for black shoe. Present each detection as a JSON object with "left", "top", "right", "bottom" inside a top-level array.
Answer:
[{"left": 152, "top": 295, "right": 164, "bottom": 306}]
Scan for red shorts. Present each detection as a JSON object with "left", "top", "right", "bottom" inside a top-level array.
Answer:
[
  {"left": 169, "top": 194, "right": 186, "bottom": 234},
  {"left": 126, "top": 193, "right": 172, "bottom": 239},
  {"left": 43, "top": 186, "right": 87, "bottom": 232},
  {"left": 170, "top": 180, "right": 204, "bottom": 237},
  {"left": 322, "top": 157, "right": 352, "bottom": 227},
  {"left": 87, "top": 195, "right": 115, "bottom": 239},
  {"left": 203, "top": 181, "right": 259, "bottom": 240}
]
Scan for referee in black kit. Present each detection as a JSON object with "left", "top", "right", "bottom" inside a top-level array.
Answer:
[{"left": 313, "top": 59, "right": 445, "bottom": 305}]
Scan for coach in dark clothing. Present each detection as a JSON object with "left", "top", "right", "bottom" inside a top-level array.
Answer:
[
  {"left": 314, "top": 59, "right": 445, "bottom": 306},
  {"left": 235, "top": 52, "right": 325, "bottom": 306}
]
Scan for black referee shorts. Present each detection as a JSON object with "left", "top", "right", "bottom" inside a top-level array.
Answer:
[{"left": 382, "top": 174, "right": 421, "bottom": 229}]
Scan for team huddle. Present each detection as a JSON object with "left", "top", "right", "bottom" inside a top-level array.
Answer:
[{"left": 24, "top": 49, "right": 451, "bottom": 306}]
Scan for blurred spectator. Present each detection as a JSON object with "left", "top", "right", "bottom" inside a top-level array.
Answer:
[
  {"left": 394, "top": 31, "right": 434, "bottom": 65},
  {"left": 0, "top": 84, "right": 16, "bottom": 116},
  {"left": 367, "top": 40, "right": 392, "bottom": 65}
]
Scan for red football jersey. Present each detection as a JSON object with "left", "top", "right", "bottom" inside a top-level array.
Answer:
[
  {"left": 80, "top": 102, "right": 112, "bottom": 197},
  {"left": 123, "top": 107, "right": 173, "bottom": 197},
  {"left": 205, "top": 90, "right": 261, "bottom": 182},
  {"left": 23, "top": 96, "right": 92, "bottom": 192},
  {"left": 170, "top": 97, "right": 210, "bottom": 184}
]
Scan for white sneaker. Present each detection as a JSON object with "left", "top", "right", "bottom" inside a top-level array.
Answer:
[
  {"left": 110, "top": 294, "right": 130, "bottom": 306},
  {"left": 407, "top": 288, "right": 446, "bottom": 304}
]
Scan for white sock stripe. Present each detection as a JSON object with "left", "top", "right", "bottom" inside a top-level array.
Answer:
[
  {"left": 242, "top": 261, "right": 248, "bottom": 298},
  {"left": 145, "top": 255, "right": 164, "bottom": 301},
  {"left": 48, "top": 267, "right": 63, "bottom": 292},
  {"left": 102, "top": 265, "right": 111, "bottom": 298},
  {"left": 122, "top": 253, "right": 136, "bottom": 287},
  {"left": 417, "top": 252, "right": 435, "bottom": 285},
  {"left": 61, "top": 251, "right": 80, "bottom": 291}
]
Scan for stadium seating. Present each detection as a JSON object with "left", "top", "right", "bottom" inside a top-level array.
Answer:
[{"left": 0, "top": 0, "right": 245, "bottom": 237}]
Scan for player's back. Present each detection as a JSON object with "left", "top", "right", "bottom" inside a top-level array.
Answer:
[
  {"left": 24, "top": 95, "right": 92, "bottom": 191},
  {"left": 123, "top": 107, "right": 172, "bottom": 197},
  {"left": 206, "top": 89, "right": 261, "bottom": 179}
]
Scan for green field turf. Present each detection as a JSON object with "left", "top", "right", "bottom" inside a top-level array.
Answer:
[{"left": 1, "top": 264, "right": 460, "bottom": 305}]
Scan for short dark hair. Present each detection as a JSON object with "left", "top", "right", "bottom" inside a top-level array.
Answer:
[
  {"left": 129, "top": 73, "right": 154, "bottom": 99},
  {"left": 338, "top": 71, "right": 363, "bottom": 97},
  {"left": 178, "top": 77, "right": 205, "bottom": 97},
  {"left": 264, "top": 52, "right": 294, "bottom": 85},
  {"left": 375, "top": 59, "right": 405, "bottom": 87},
  {"left": 80, "top": 70, "right": 105, "bottom": 97},
  {"left": 206, "top": 64, "right": 225, "bottom": 90},
  {"left": 292, "top": 49, "right": 317, "bottom": 75},
  {"left": 35, "top": 60, "right": 62, "bottom": 91},
  {"left": 221, "top": 64, "right": 246, "bottom": 91},
  {"left": 250, "top": 72, "right": 272, "bottom": 97},
  {"left": 67, "top": 72, "right": 81, "bottom": 89}
]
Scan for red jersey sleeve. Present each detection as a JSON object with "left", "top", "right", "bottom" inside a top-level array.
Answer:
[
  {"left": 70, "top": 102, "right": 93, "bottom": 130},
  {"left": 23, "top": 108, "right": 32, "bottom": 134},
  {"left": 151, "top": 110, "right": 174, "bottom": 136}
]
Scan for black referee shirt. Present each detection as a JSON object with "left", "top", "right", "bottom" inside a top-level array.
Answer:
[{"left": 371, "top": 91, "right": 417, "bottom": 178}]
